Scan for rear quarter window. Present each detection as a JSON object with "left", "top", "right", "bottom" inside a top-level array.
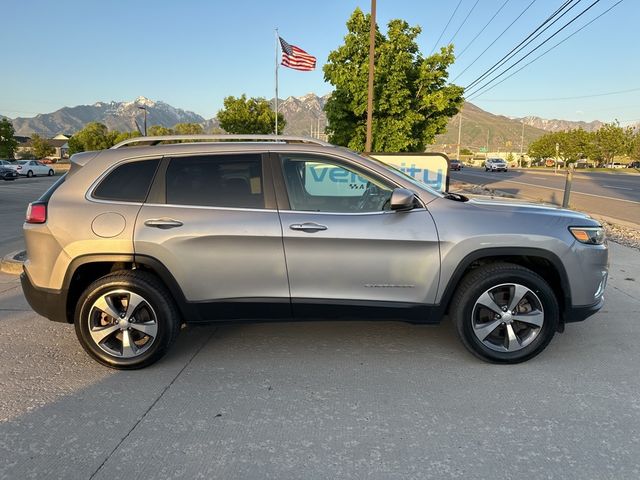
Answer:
[{"left": 93, "top": 158, "right": 160, "bottom": 203}]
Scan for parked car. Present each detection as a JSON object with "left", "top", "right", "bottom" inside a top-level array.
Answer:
[
  {"left": 607, "top": 162, "right": 626, "bottom": 169},
  {"left": 21, "top": 135, "right": 608, "bottom": 369},
  {"left": 0, "top": 159, "right": 15, "bottom": 167},
  {"left": 485, "top": 158, "right": 508, "bottom": 172},
  {"left": 628, "top": 161, "right": 640, "bottom": 169},
  {"left": 0, "top": 166, "right": 18, "bottom": 180},
  {"left": 450, "top": 159, "right": 462, "bottom": 171},
  {"left": 11, "top": 160, "right": 55, "bottom": 177}
]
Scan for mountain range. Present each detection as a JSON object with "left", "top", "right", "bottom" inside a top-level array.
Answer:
[{"left": 6, "top": 94, "right": 609, "bottom": 152}]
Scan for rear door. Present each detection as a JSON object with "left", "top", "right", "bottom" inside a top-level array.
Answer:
[
  {"left": 134, "top": 152, "right": 291, "bottom": 321},
  {"left": 273, "top": 152, "right": 440, "bottom": 318}
]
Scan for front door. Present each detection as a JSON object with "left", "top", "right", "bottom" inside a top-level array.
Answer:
[
  {"left": 274, "top": 152, "right": 440, "bottom": 319},
  {"left": 134, "top": 152, "right": 290, "bottom": 321}
]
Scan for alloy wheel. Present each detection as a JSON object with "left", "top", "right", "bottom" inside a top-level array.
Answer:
[
  {"left": 471, "top": 283, "right": 544, "bottom": 353},
  {"left": 87, "top": 289, "right": 158, "bottom": 358}
]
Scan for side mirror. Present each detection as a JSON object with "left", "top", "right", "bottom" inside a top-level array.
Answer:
[{"left": 390, "top": 188, "right": 416, "bottom": 212}]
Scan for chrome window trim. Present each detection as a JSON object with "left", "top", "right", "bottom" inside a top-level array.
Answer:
[{"left": 142, "top": 202, "right": 277, "bottom": 214}]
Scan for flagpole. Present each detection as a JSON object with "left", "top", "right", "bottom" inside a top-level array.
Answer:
[{"left": 275, "top": 28, "right": 279, "bottom": 136}]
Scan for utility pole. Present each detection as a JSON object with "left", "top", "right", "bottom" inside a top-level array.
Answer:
[
  {"left": 519, "top": 120, "right": 524, "bottom": 168},
  {"left": 365, "top": 0, "right": 376, "bottom": 153},
  {"left": 456, "top": 112, "right": 462, "bottom": 160},
  {"left": 555, "top": 142, "right": 559, "bottom": 175},
  {"left": 486, "top": 129, "right": 490, "bottom": 159}
]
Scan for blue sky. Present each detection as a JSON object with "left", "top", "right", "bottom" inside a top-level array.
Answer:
[{"left": 1, "top": 0, "right": 638, "bottom": 124}]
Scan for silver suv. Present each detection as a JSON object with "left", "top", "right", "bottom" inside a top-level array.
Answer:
[
  {"left": 485, "top": 158, "right": 508, "bottom": 172},
  {"left": 21, "top": 135, "right": 608, "bottom": 369}
]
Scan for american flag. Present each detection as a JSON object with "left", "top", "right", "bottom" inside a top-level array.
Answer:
[{"left": 279, "top": 37, "right": 316, "bottom": 71}]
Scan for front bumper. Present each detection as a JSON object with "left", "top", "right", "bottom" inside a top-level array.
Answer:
[
  {"left": 21, "top": 271, "right": 69, "bottom": 323},
  {"left": 564, "top": 296, "right": 605, "bottom": 324}
]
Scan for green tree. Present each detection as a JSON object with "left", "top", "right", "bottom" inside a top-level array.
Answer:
[
  {"left": 173, "top": 123, "right": 204, "bottom": 135},
  {"left": 323, "top": 8, "right": 464, "bottom": 152},
  {"left": 0, "top": 118, "right": 18, "bottom": 158},
  {"left": 147, "top": 125, "right": 174, "bottom": 136},
  {"left": 113, "top": 131, "right": 141, "bottom": 145},
  {"left": 630, "top": 131, "right": 640, "bottom": 160},
  {"left": 528, "top": 130, "right": 592, "bottom": 165},
  {"left": 217, "top": 95, "right": 285, "bottom": 134},
  {"left": 68, "top": 122, "right": 118, "bottom": 154},
  {"left": 30, "top": 134, "right": 55, "bottom": 158},
  {"left": 591, "top": 122, "right": 631, "bottom": 165},
  {"left": 527, "top": 132, "right": 559, "bottom": 161}
]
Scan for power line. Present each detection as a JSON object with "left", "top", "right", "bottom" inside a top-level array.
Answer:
[
  {"left": 457, "top": 0, "right": 512, "bottom": 58},
  {"left": 465, "top": 0, "right": 579, "bottom": 90},
  {"left": 452, "top": 0, "right": 538, "bottom": 82},
  {"left": 475, "top": 86, "right": 640, "bottom": 102},
  {"left": 468, "top": 0, "right": 620, "bottom": 100},
  {"left": 446, "top": 0, "right": 481, "bottom": 46},
  {"left": 466, "top": 0, "right": 602, "bottom": 97},
  {"left": 429, "top": 0, "right": 463, "bottom": 55}
]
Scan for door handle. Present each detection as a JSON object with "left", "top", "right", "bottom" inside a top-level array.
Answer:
[
  {"left": 144, "top": 218, "right": 184, "bottom": 229},
  {"left": 289, "top": 222, "right": 328, "bottom": 232}
]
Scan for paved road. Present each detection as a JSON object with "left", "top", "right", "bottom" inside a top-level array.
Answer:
[
  {"left": 451, "top": 168, "right": 640, "bottom": 225},
  {"left": 0, "top": 243, "right": 638, "bottom": 479},
  {"left": 0, "top": 176, "right": 58, "bottom": 256}
]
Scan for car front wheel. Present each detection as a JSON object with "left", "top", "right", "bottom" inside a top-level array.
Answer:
[
  {"left": 48, "top": 169, "right": 54, "bottom": 176},
  {"left": 75, "top": 271, "right": 180, "bottom": 369},
  {"left": 450, "top": 263, "right": 558, "bottom": 363}
]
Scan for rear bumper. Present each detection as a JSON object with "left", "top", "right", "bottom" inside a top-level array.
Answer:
[
  {"left": 20, "top": 271, "right": 69, "bottom": 323},
  {"left": 564, "top": 296, "right": 604, "bottom": 324}
]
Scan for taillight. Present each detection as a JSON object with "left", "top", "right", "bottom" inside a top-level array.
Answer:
[
  {"left": 26, "top": 203, "right": 47, "bottom": 224},
  {"left": 17, "top": 166, "right": 22, "bottom": 170}
]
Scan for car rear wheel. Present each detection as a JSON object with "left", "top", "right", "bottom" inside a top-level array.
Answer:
[
  {"left": 75, "top": 271, "right": 180, "bottom": 369},
  {"left": 450, "top": 263, "right": 558, "bottom": 363},
  {"left": 26, "top": 170, "right": 33, "bottom": 178}
]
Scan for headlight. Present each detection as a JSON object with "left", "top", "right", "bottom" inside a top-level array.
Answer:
[{"left": 569, "top": 226, "right": 606, "bottom": 245}]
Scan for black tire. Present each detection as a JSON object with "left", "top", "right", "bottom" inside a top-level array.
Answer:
[
  {"left": 48, "top": 169, "right": 54, "bottom": 176},
  {"left": 450, "top": 262, "right": 558, "bottom": 364},
  {"left": 74, "top": 270, "right": 180, "bottom": 369},
  {"left": 27, "top": 170, "right": 33, "bottom": 178}
]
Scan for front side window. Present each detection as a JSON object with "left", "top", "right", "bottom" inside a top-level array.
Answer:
[
  {"left": 166, "top": 154, "right": 264, "bottom": 209},
  {"left": 281, "top": 155, "right": 393, "bottom": 213},
  {"left": 93, "top": 158, "right": 160, "bottom": 202}
]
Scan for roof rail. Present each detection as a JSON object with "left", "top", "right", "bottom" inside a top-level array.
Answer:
[{"left": 110, "top": 134, "right": 333, "bottom": 149}]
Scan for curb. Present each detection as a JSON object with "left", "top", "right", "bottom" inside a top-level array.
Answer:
[{"left": 1, "top": 250, "right": 26, "bottom": 275}]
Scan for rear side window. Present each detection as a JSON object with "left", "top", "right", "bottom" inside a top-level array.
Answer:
[
  {"left": 166, "top": 154, "right": 264, "bottom": 209},
  {"left": 93, "top": 159, "right": 160, "bottom": 202}
]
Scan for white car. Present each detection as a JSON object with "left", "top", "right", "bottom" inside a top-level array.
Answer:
[
  {"left": 485, "top": 158, "right": 508, "bottom": 172},
  {"left": 10, "top": 160, "right": 55, "bottom": 178}
]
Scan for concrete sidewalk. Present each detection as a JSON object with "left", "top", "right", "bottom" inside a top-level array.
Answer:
[{"left": 0, "top": 243, "right": 638, "bottom": 479}]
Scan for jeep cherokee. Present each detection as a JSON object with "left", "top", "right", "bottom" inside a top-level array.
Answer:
[{"left": 21, "top": 135, "right": 608, "bottom": 369}]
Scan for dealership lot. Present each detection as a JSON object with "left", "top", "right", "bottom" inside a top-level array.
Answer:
[
  {"left": 1, "top": 245, "right": 639, "bottom": 478},
  {"left": 1, "top": 172, "right": 639, "bottom": 478}
]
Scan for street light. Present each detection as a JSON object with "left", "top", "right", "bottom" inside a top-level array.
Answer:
[{"left": 137, "top": 105, "right": 148, "bottom": 136}]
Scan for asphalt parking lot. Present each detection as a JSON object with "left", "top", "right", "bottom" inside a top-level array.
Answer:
[
  {"left": 0, "top": 243, "right": 639, "bottom": 479},
  {"left": 0, "top": 175, "right": 58, "bottom": 257}
]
